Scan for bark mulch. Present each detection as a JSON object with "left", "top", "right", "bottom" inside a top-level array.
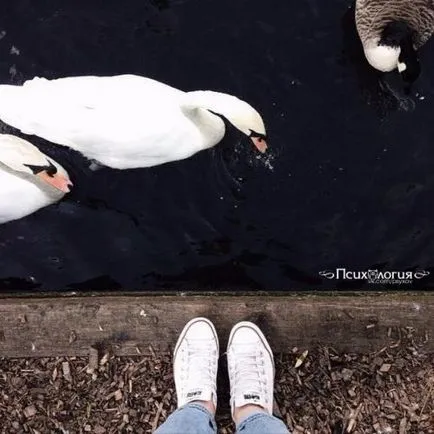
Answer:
[{"left": 0, "top": 327, "right": 433, "bottom": 434}]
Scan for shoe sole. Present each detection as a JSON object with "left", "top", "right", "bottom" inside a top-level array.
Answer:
[
  {"left": 227, "top": 321, "right": 275, "bottom": 376},
  {"left": 174, "top": 317, "right": 220, "bottom": 360}
]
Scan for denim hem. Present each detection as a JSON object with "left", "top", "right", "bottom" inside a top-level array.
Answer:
[
  {"left": 155, "top": 402, "right": 217, "bottom": 434},
  {"left": 236, "top": 411, "right": 270, "bottom": 430},
  {"left": 183, "top": 403, "right": 215, "bottom": 418},
  {"left": 236, "top": 411, "right": 290, "bottom": 433},
  {"left": 182, "top": 403, "right": 217, "bottom": 431}
]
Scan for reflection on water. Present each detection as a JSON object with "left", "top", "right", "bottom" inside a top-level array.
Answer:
[{"left": 0, "top": 0, "right": 434, "bottom": 291}]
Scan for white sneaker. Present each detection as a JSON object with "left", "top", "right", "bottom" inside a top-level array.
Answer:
[
  {"left": 227, "top": 321, "right": 275, "bottom": 417},
  {"left": 173, "top": 317, "right": 219, "bottom": 409}
]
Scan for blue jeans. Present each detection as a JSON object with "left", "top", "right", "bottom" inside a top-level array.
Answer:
[{"left": 154, "top": 403, "right": 290, "bottom": 434}]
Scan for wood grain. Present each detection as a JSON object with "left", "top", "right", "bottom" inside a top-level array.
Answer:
[{"left": 0, "top": 293, "right": 432, "bottom": 357}]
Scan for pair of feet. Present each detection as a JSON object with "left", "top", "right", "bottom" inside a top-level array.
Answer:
[{"left": 174, "top": 318, "right": 275, "bottom": 424}]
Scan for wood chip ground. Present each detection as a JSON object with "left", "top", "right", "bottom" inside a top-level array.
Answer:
[{"left": 0, "top": 329, "right": 433, "bottom": 433}]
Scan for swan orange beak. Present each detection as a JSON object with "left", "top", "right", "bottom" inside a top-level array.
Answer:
[
  {"left": 251, "top": 137, "right": 268, "bottom": 153},
  {"left": 37, "top": 171, "right": 73, "bottom": 193}
]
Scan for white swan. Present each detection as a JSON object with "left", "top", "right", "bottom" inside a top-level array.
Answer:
[
  {"left": 0, "top": 134, "right": 72, "bottom": 224},
  {"left": 0, "top": 74, "right": 268, "bottom": 169}
]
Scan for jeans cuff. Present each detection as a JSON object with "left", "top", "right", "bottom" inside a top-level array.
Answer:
[
  {"left": 182, "top": 403, "right": 217, "bottom": 430},
  {"left": 236, "top": 412, "right": 271, "bottom": 430}
]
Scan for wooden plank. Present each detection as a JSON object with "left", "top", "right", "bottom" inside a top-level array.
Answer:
[{"left": 0, "top": 293, "right": 433, "bottom": 358}]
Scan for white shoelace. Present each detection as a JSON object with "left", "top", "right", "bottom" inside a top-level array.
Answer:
[
  {"left": 231, "top": 346, "right": 267, "bottom": 398},
  {"left": 181, "top": 339, "right": 216, "bottom": 392}
]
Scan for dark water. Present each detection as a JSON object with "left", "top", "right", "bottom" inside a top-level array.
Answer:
[{"left": 1, "top": 0, "right": 434, "bottom": 291}]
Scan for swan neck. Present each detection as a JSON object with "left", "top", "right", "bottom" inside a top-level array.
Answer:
[{"left": 181, "top": 93, "right": 226, "bottom": 148}]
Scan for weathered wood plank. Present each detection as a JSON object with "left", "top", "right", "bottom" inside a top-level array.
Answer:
[{"left": 0, "top": 293, "right": 433, "bottom": 357}]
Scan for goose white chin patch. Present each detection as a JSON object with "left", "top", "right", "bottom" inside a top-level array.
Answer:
[{"left": 364, "top": 45, "right": 400, "bottom": 72}]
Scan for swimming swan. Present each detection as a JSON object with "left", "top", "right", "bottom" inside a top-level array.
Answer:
[
  {"left": 0, "top": 134, "right": 72, "bottom": 224},
  {"left": 0, "top": 74, "right": 268, "bottom": 169}
]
